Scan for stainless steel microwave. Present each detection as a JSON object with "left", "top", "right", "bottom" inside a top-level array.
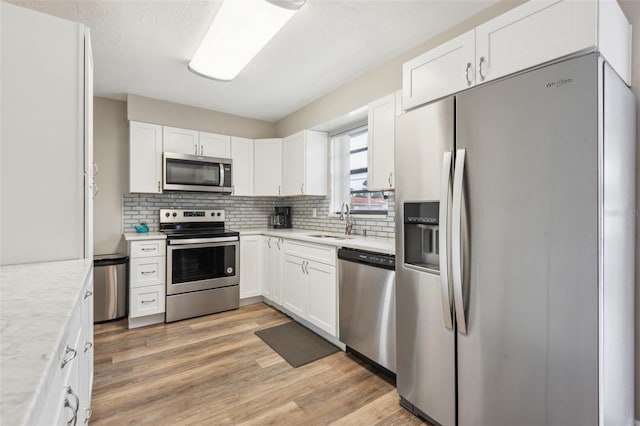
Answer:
[{"left": 163, "top": 152, "right": 232, "bottom": 193}]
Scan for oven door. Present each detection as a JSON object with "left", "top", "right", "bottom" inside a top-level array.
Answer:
[{"left": 166, "top": 240, "right": 239, "bottom": 295}]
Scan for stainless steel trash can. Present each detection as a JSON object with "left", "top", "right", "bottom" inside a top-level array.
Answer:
[{"left": 93, "top": 254, "right": 128, "bottom": 323}]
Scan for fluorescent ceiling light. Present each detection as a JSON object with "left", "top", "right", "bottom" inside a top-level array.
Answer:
[{"left": 189, "top": 0, "right": 305, "bottom": 81}]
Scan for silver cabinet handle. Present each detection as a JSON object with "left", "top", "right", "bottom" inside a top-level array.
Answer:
[
  {"left": 276, "top": 239, "right": 281, "bottom": 249},
  {"left": 478, "top": 56, "right": 487, "bottom": 81},
  {"left": 439, "top": 151, "right": 454, "bottom": 330},
  {"left": 141, "top": 298, "right": 156, "bottom": 304},
  {"left": 92, "top": 162, "right": 98, "bottom": 178},
  {"left": 452, "top": 148, "right": 468, "bottom": 334},
  {"left": 300, "top": 261, "right": 304, "bottom": 274},
  {"left": 140, "top": 270, "right": 156, "bottom": 275},
  {"left": 278, "top": 185, "right": 281, "bottom": 195},
  {"left": 84, "top": 407, "right": 93, "bottom": 424},
  {"left": 267, "top": 238, "right": 272, "bottom": 249},
  {"left": 92, "top": 182, "right": 99, "bottom": 199},
  {"left": 84, "top": 341, "right": 93, "bottom": 353},
  {"left": 194, "top": 144, "right": 198, "bottom": 155},
  {"left": 303, "top": 260, "right": 309, "bottom": 274},
  {"left": 200, "top": 145, "right": 203, "bottom": 155},
  {"left": 231, "top": 185, "right": 235, "bottom": 195},
  {"left": 61, "top": 345, "right": 78, "bottom": 369},
  {"left": 388, "top": 172, "right": 393, "bottom": 187},
  {"left": 465, "top": 62, "right": 473, "bottom": 86},
  {"left": 84, "top": 290, "right": 93, "bottom": 299},
  {"left": 300, "top": 183, "right": 304, "bottom": 194},
  {"left": 141, "top": 247, "right": 155, "bottom": 252},
  {"left": 65, "top": 386, "right": 79, "bottom": 426},
  {"left": 157, "top": 181, "right": 161, "bottom": 192}
]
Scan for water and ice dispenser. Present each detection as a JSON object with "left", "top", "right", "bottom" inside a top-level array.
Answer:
[{"left": 403, "top": 202, "right": 440, "bottom": 272}]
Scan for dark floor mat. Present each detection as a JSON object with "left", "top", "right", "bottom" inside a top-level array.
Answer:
[{"left": 255, "top": 321, "right": 339, "bottom": 368}]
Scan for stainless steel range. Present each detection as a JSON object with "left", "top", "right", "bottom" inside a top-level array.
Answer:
[{"left": 160, "top": 209, "right": 239, "bottom": 322}]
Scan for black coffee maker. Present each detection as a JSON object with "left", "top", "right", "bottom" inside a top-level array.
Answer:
[{"left": 270, "top": 206, "right": 292, "bottom": 228}]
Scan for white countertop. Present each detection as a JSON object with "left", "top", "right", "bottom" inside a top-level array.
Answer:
[
  {"left": 124, "top": 231, "right": 167, "bottom": 241},
  {"left": 239, "top": 228, "right": 395, "bottom": 255},
  {"left": 0, "top": 259, "right": 93, "bottom": 425}
]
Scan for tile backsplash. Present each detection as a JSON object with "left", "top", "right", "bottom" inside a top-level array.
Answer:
[{"left": 123, "top": 193, "right": 396, "bottom": 238}]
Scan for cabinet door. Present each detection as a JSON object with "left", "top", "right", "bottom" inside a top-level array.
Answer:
[
  {"left": 163, "top": 126, "right": 198, "bottom": 155},
  {"left": 129, "top": 121, "right": 162, "bottom": 193},
  {"left": 231, "top": 136, "right": 254, "bottom": 196},
  {"left": 239, "top": 235, "right": 261, "bottom": 299},
  {"left": 302, "top": 130, "right": 328, "bottom": 196},
  {"left": 403, "top": 29, "right": 475, "bottom": 109},
  {"left": 282, "top": 132, "right": 305, "bottom": 196},
  {"left": 200, "top": 131, "right": 231, "bottom": 157},
  {"left": 254, "top": 138, "right": 283, "bottom": 196},
  {"left": 307, "top": 260, "right": 337, "bottom": 336},
  {"left": 262, "top": 237, "right": 273, "bottom": 300},
  {"left": 475, "top": 0, "right": 596, "bottom": 84},
  {"left": 368, "top": 93, "right": 396, "bottom": 191},
  {"left": 283, "top": 254, "right": 307, "bottom": 317},
  {"left": 270, "top": 238, "right": 283, "bottom": 305}
]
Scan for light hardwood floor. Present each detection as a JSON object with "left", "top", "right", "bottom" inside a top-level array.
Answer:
[{"left": 91, "top": 303, "right": 426, "bottom": 425}]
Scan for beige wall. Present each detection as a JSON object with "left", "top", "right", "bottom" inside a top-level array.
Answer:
[
  {"left": 127, "top": 94, "right": 277, "bottom": 139},
  {"left": 274, "top": 0, "right": 523, "bottom": 136},
  {"left": 618, "top": 1, "right": 640, "bottom": 420},
  {"left": 93, "top": 97, "right": 128, "bottom": 255}
]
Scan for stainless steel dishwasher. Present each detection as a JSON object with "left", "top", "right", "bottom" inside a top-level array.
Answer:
[{"left": 338, "top": 247, "right": 396, "bottom": 373}]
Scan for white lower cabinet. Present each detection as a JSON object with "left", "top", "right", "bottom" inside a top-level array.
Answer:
[
  {"left": 283, "top": 240, "right": 337, "bottom": 337},
  {"left": 239, "top": 235, "right": 262, "bottom": 299},
  {"left": 128, "top": 238, "right": 166, "bottom": 327},
  {"left": 34, "top": 273, "right": 93, "bottom": 426},
  {"left": 262, "top": 237, "right": 283, "bottom": 305}
]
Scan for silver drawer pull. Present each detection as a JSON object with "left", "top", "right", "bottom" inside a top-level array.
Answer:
[
  {"left": 141, "top": 299, "right": 156, "bottom": 304},
  {"left": 84, "top": 290, "right": 93, "bottom": 299},
  {"left": 61, "top": 345, "right": 77, "bottom": 369},
  {"left": 140, "top": 270, "right": 156, "bottom": 275},
  {"left": 84, "top": 407, "right": 93, "bottom": 424},
  {"left": 84, "top": 341, "right": 93, "bottom": 353},
  {"left": 65, "top": 386, "right": 79, "bottom": 426},
  {"left": 141, "top": 247, "right": 156, "bottom": 252}
]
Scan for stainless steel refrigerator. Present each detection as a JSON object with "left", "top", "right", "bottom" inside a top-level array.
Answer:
[{"left": 395, "top": 53, "right": 635, "bottom": 426}]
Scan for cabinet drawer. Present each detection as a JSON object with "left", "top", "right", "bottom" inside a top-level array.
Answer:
[
  {"left": 130, "top": 285, "right": 165, "bottom": 318},
  {"left": 284, "top": 240, "right": 336, "bottom": 266},
  {"left": 130, "top": 240, "right": 166, "bottom": 257},
  {"left": 130, "top": 256, "right": 166, "bottom": 288}
]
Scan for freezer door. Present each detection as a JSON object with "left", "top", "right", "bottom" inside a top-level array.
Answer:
[
  {"left": 395, "top": 97, "right": 455, "bottom": 426},
  {"left": 455, "top": 54, "right": 599, "bottom": 426}
]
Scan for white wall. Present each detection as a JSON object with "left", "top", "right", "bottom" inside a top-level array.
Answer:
[{"left": 618, "top": 2, "right": 640, "bottom": 420}]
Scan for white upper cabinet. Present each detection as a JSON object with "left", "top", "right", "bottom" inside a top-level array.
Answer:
[
  {"left": 130, "top": 122, "right": 163, "bottom": 194},
  {"left": 230, "top": 136, "right": 254, "bottom": 196},
  {"left": 282, "top": 130, "right": 328, "bottom": 196},
  {"left": 367, "top": 93, "right": 397, "bottom": 191},
  {"left": 162, "top": 126, "right": 199, "bottom": 155},
  {"left": 403, "top": 0, "right": 632, "bottom": 109},
  {"left": 199, "top": 132, "right": 231, "bottom": 158},
  {"left": 254, "top": 138, "right": 283, "bottom": 196},
  {"left": 403, "top": 30, "right": 475, "bottom": 110}
]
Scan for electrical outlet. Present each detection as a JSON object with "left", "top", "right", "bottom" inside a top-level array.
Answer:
[{"left": 312, "top": 208, "right": 317, "bottom": 217}]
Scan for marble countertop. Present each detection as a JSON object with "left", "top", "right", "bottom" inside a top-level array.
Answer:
[
  {"left": 239, "top": 228, "right": 395, "bottom": 255},
  {"left": 0, "top": 259, "right": 93, "bottom": 425},
  {"left": 124, "top": 232, "right": 167, "bottom": 241}
]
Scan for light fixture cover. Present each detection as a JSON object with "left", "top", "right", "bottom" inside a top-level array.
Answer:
[{"left": 189, "top": 0, "right": 304, "bottom": 81}]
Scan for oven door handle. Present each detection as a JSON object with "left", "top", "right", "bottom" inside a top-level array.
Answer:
[{"left": 168, "top": 236, "right": 239, "bottom": 245}]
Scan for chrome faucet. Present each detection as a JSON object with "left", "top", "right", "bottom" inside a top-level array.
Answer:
[{"left": 341, "top": 202, "right": 353, "bottom": 235}]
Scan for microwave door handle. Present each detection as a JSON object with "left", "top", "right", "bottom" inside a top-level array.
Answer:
[{"left": 219, "top": 163, "right": 224, "bottom": 187}]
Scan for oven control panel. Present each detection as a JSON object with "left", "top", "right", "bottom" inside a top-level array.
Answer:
[{"left": 160, "top": 209, "right": 225, "bottom": 223}]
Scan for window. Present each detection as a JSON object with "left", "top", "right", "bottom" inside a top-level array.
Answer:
[{"left": 330, "top": 126, "right": 388, "bottom": 214}]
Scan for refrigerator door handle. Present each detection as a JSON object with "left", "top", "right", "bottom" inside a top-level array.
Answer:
[
  {"left": 439, "top": 151, "right": 454, "bottom": 330},
  {"left": 452, "top": 148, "right": 468, "bottom": 334}
]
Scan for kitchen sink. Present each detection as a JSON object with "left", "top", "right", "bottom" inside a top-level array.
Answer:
[{"left": 307, "top": 234, "right": 346, "bottom": 240}]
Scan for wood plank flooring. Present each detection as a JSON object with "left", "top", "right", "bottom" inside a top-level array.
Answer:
[{"left": 91, "top": 303, "right": 426, "bottom": 425}]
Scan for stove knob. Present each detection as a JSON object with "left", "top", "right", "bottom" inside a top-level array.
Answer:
[
  {"left": 217, "top": 212, "right": 221, "bottom": 217},
  {"left": 172, "top": 212, "right": 177, "bottom": 217},
  {"left": 165, "top": 212, "right": 170, "bottom": 217},
  {"left": 210, "top": 212, "right": 215, "bottom": 216}
]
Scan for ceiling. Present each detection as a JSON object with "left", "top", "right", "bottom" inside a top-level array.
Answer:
[{"left": 9, "top": 0, "right": 500, "bottom": 122}]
